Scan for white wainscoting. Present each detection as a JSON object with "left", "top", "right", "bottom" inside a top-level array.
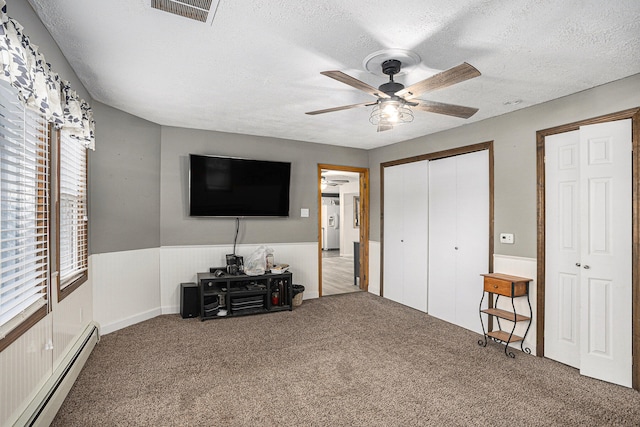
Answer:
[
  {"left": 91, "top": 248, "right": 161, "bottom": 335},
  {"left": 91, "top": 243, "right": 319, "bottom": 334},
  {"left": 52, "top": 273, "right": 94, "bottom": 368},
  {"left": 368, "top": 241, "right": 381, "bottom": 296},
  {"left": 493, "top": 254, "right": 537, "bottom": 355},
  {"left": 1, "top": 271, "right": 95, "bottom": 426},
  {"left": 160, "top": 243, "right": 319, "bottom": 314},
  {"left": 0, "top": 314, "right": 52, "bottom": 426}
]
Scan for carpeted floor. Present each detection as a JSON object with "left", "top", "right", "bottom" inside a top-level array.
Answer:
[{"left": 53, "top": 292, "right": 640, "bottom": 426}]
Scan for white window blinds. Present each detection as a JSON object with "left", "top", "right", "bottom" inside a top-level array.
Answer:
[
  {"left": 0, "top": 80, "right": 49, "bottom": 336},
  {"left": 59, "top": 130, "right": 88, "bottom": 288}
]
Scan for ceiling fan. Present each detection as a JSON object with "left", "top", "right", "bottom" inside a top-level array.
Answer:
[
  {"left": 321, "top": 175, "right": 349, "bottom": 187},
  {"left": 306, "top": 59, "right": 481, "bottom": 132}
]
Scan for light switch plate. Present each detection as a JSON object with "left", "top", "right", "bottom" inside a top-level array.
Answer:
[
  {"left": 301, "top": 208, "right": 309, "bottom": 218},
  {"left": 500, "top": 233, "right": 514, "bottom": 244}
]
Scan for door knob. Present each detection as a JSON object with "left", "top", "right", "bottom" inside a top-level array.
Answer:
[
  {"left": 575, "top": 263, "right": 581, "bottom": 267},
  {"left": 583, "top": 265, "right": 590, "bottom": 269}
]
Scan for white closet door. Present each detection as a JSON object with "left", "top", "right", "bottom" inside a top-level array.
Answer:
[
  {"left": 427, "top": 156, "right": 457, "bottom": 324},
  {"left": 383, "top": 160, "right": 429, "bottom": 311},
  {"left": 545, "top": 119, "right": 632, "bottom": 387},
  {"left": 455, "top": 150, "right": 489, "bottom": 333},
  {"left": 383, "top": 165, "right": 405, "bottom": 305},
  {"left": 428, "top": 150, "right": 488, "bottom": 333},
  {"left": 545, "top": 130, "right": 581, "bottom": 369},
  {"left": 401, "top": 161, "right": 429, "bottom": 312},
  {"left": 578, "top": 120, "right": 632, "bottom": 387}
]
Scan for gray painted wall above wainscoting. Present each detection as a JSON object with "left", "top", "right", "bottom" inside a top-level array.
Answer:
[
  {"left": 90, "top": 101, "right": 162, "bottom": 255},
  {"left": 160, "top": 127, "right": 368, "bottom": 247},
  {"left": 88, "top": 105, "right": 369, "bottom": 255}
]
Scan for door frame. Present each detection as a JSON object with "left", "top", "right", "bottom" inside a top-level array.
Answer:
[
  {"left": 317, "top": 164, "right": 370, "bottom": 297},
  {"left": 380, "top": 141, "right": 495, "bottom": 297},
  {"left": 536, "top": 107, "right": 640, "bottom": 390}
]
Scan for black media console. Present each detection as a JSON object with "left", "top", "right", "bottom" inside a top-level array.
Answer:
[{"left": 197, "top": 271, "right": 293, "bottom": 321}]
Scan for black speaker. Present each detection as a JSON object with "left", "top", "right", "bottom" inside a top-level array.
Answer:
[{"left": 180, "top": 282, "right": 199, "bottom": 318}]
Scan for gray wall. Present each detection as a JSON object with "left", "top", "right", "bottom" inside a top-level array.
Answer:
[
  {"left": 160, "top": 127, "right": 368, "bottom": 246},
  {"left": 368, "top": 73, "right": 640, "bottom": 258},
  {"left": 89, "top": 102, "right": 161, "bottom": 254}
]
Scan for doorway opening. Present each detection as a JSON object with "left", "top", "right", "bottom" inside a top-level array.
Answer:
[{"left": 317, "top": 165, "right": 369, "bottom": 297}]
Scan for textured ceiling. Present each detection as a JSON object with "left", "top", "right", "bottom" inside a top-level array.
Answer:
[{"left": 27, "top": 0, "right": 640, "bottom": 149}]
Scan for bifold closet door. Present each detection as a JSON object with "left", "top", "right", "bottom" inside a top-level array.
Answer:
[
  {"left": 428, "top": 150, "right": 489, "bottom": 334},
  {"left": 383, "top": 160, "right": 429, "bottom": 312},
  {"left": 545, "top": 119, "right": 632, "bottom": 387}
]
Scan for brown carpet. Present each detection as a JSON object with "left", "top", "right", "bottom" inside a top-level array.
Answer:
[{"left": 53, "top": 292, "right": 640, "bottom": 426}]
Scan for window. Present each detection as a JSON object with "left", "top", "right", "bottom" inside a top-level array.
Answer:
[
  {"left": 0, "top": 80, "right": 50, "bottom": 350},
  {"left": 58, "top": 129, "right": 88, "bottom": 299}
]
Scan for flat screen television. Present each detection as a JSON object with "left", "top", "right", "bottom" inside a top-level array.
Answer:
[{"left": 189, "top": 154, "right": 291, "bottom": 217}]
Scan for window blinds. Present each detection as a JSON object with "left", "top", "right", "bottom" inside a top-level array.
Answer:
[
  {"left": 0, "top": 80, "right": 49, "bottom": 336},
  {"left": 59, "top": 130, "right": 88, "bottom": 288}
]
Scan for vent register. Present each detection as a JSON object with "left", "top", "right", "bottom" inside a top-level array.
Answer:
[{"left": 151, "top": 0, "right": 217, "bottom": 22}]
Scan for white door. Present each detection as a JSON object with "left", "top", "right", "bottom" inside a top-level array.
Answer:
[
  {"left": 383, "top": 160, "right": 429, "bottom": 311},
  {"left": 383, "top": 165, "right": 405, "bottom": 305},
  {"left": 544, "top": 130, "right": 581, "bottom": 369},
  {"left": 455, "top": 151, "right": 490, "bottom": 332},
  {"left": 428, "top": 150, "right": 489, "bottom": 333},
  {"left": 545, "top": 119, "right": 632, "bottom": 387},
  {"left": 402, "top": 161, "right": 429, "bottom": 312},
  {"left": 427, "top": 156, "right": 457, "bottom": 323}
]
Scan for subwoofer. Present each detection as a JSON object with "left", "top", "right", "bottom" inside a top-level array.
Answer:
[{"left": 180, "top": 282, "right": 199, "bottom": 318}]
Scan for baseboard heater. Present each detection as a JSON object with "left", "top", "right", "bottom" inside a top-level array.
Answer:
[{"left": 15, "top": 322, "right": 100, "bottom": 427}]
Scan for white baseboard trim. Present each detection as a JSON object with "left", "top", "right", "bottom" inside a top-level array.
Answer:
[
  {"left": 100, "top": 307, "right": 162, "bottom": 335},
  {"left": 162, "top": 305, "right": 180, "bottom": 315},
  {"left": 15, "top": 323, "right": 99, "bottom": 427},
  {"left": 303, "top": 291, "right": 319, "bottom": 300}
]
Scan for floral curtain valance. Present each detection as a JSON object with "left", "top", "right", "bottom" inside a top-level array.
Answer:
[{"left": 0, "top": 0, "right": 95, "bottom": 149}]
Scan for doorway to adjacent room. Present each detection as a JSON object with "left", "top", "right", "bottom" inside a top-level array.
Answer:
[{"left": 317, "top": 165, "right": 369, "bottom": 297}]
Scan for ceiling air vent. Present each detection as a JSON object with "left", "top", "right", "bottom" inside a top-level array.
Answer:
[{"left": 151, "top": 0, "right": 215, "bottom": 23}]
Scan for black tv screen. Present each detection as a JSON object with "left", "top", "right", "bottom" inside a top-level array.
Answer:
[{"left": 189, "top": 154, "right": 291, "bottom": 217}]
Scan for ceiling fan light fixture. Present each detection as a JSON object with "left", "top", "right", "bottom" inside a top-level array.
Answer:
[{"left": 369, "top": 99, "right": 413, "bottom": 127}]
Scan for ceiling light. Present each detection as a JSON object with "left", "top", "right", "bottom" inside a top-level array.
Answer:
[{"left": 369, "top": 99, "right": 414, "bottom": 128}]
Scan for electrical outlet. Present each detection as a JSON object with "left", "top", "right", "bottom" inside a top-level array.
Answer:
[{"left": 500, "top": 233, "right": 514, "bottom": 244}]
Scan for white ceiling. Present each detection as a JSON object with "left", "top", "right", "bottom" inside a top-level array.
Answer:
[{"left": 28, "top": 0, "right": 640, "bottom": 150}]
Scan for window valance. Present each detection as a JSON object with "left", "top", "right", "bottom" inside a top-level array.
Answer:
[{"left": 0, "top": 0, "right": 95, "bottom": 149}]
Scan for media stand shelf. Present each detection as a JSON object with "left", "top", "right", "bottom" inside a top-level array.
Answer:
[
  {"left": 197, "top": 271, "right": 293, "bottom": 321},
  {"left": 478, "top": 273, "right": 533, "bottom": 358}
]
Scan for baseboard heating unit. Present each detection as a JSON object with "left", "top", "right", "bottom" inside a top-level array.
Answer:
[{"left": 15, "top": 322, "right": 100, "bottom": 426}]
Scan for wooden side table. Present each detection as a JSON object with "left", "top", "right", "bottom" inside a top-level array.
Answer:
[{"left": 478, "top": 273, "right": 533, "bottom": 357}]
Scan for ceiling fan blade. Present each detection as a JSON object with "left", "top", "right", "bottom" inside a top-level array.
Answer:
[
  {"left": 412, "top": 100, "right": 479, "bottom": 119},
  {"left": 395, "top": 62, "right": 480, "bottom": 99},
  {"left": 320, "top": 71, "right": 390, "bottom": 99},
  {"left": 305, "top": 101, "right": 376, "bottom": 115}
]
